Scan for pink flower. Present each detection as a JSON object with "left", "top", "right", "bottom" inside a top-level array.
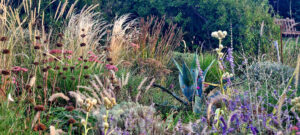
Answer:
[
  {"left": 63, "top": 50, "right": 73, "bottom": 54},
  {"left": 66, "top": 55, "right": 72, "bottom": 59},
  {"left": 49, "top": 49, "right": 62, "bottom": 54},
  {"left": 291, "top": 126, "right": 299, "bottom": 131},
  {"left": 130, "top": 43, "right": 140, "bottom": 49},
  {"left": 12, "top": 77, "right": 16, "bottom": 84},
  {"left": 78, "top": 57, "right": 83, "bottom": 61},
  {"left": 88, "top": 51, "right": 95, "bottom": 55},
  {"left": 21, "top": 68, "right": 28, "bottom": 72},
  {"left": 11, "top": 66, "right": 28, "bottom": 72},
  {"left": 105, "top": 64, "right": 118, "bottom": 72}
]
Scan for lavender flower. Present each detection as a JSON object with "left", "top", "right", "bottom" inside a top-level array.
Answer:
[{"left": 226, "top": 47, "right": 235, "bottom": 73}]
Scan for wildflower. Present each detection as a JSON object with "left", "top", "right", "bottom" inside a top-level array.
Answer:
[
  {"left": 33, "top": 123, "right": 47, "bottom": 131},
  {"left": 63, "top": 50, "right": 73, "bottom": 54},
  {"left": 226, "top": 47, "right": 235, "bottom": 73},
  {"left": 130, "top": 43, "right": 140, "bottom": 49},
  {"left": 35, "top": 36, "right": 41, "bottom": 40},
  {"left": 33, "top": 62, "right": 39, "bottom": 65},
  {"left": 81, "top": 34, "right": 86, "bottom": 38},
  {"left": 0, "top": 36, "right": 8, "bottom": 41},
  {"left": 1, "top": 70, "right": 10, "bottom": 76},
  {"left": 105, "top": 64, "right": 118, "bottom": 72},
  {"left": 12, "top": 66, "right": 28, "bottom": 72},
  {"left": 63, "top": 67, "right": 68, "bottom": 71},
  {"left": 34, "top": 105, "right": 45, "bottom": 111},
  {"left": 56, "top": 43, "right": 63, "bottom": 47},
  {"left": 106, "top": 57, "right": 112, "bottom": 62},
  {"left": 58, "top": 33, "right": 64, "bottom": 38},
  {"left": 80, "top": 43, "right": 86, "bottom": 47},
  {"left": 70, "top": 66, "right": 75, "bottom": 71},
  {"left": 85, "top": 98, "right": 97, "bottom": 112},
  {"left": 2, "top": 49, "right": 10, "bottom": 54},
  {"left": 65, "top": 106, "right": 75, "bottom": 112},
  {"left": 42, "top": 68, "right": 48, "bottom": 72},
  {"left": 211, "top": 30, "right": 227, "bottom": 39},
  {"left": 68, "top": 118, "right": 76, "bottom": 124},
  {"left": 84, "top": 66, "right": 89, "bottom": 69},
  {"left": 43, "top": 40, "right": 48, "bottom": 44},
  {"left": 49, "top": 49, "right": 62, "bottom": 54},
  {"left": 84, "top": 75, "right": 90, "bottom": 79}
]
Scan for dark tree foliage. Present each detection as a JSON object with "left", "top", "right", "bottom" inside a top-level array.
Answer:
[
  {"left": 268, "top": 0, "right": 300, "bottom": 21},
  {"left": 95, "top": 0, "right": 279, "bottom": 54},
  {"left": 10, "top": 0, "right": 281, "bottom": 54}
]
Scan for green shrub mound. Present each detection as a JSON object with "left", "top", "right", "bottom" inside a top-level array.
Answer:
[{"left": 248, "top": 61, "right": 294, "bottom": 85}]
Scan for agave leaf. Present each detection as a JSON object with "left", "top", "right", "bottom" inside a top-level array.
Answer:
[
  {"left": 172, "top": 58, "right": 182, "bottom": 74},
  {"left": 193, "top": 95, "right": 202, "bottom": 114},
  {"left": 182, "top": 61, "right": 194, "bottom": 86},
  {"left": 190, "top": 53, "right": 199, "bottom": 83},
  {"left": 197, "top": 60, "right": 215, "bottom": 97}
]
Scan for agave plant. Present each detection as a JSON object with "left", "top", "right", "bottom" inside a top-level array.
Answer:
[{"left": 172, "top": 52, "right": 215, "bottom": 113}]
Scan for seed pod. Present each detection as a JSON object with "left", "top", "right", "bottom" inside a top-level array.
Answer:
[
  {"left": 80, "top": 43, "right": 86, "bottom": 47},
  {"left": 83, "top": 75, "right": 90, "bottom": 79},
  {"left": 2, "top": 49, "right": 10, "bottom": 54},
  {"left": 33, "top": 123, "right": 47, "bottom": 131},
  {"left": 58, "top": 33, "right": 64, "bottom": 38},
  {"left": 80, "top": 34, "right": 86, "bottom": 38},
  {"left": 42, "top": 68, "right": 48, "bottom": 72},
  {"left": 34, "top": 105, "right": 45, "bottom": 111},
  {"left": 33, "top": 62, "right": 39, "bottom": 65},
  {"left": 65, "top": 106, "right": 75, "bottom": 112},
  {"left": 63, "top": 67, "right": 68, "bottom": 71},
  {"left": 1, "top": 70, "right": 10, "bottom": 76},
  {"left": 68, "top": 118, "right": 76, "bottom": 124},
  {"left": 84, "top": 66, "right": 89, "bottom": 69},
  {"left": 35, "top": 36, "right": 41, "bottom": 40},
  {"left": 56, "top": 43, "right": 63, "bottom": 47},
  {"left": 0, "top": 36, "right": 8, "bottom": 42},
  {"left": 106, "top": 58, "right": 112, "bottom": 62}
]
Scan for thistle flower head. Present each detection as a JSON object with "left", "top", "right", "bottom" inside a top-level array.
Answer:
[{"left": 211, "top": 30, "right": 227, "bottom": 40}]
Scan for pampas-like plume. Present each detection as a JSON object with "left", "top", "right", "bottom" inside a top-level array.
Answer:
[
  {"left": 31, "top": 111, "right": 41, "bottom": 129},
  {"left": 28, "top": 76, "right": 36, "bottom": 88},
  {"left": 109, "top": 14, "right": 137, "bottom": 64},
  {"left": 48, "top": 93, "right": 70, "bottom": 102},
  {"left": 69, "top": 91, "right": 84, "bottom": 106},
  {"left": 50, "top": 126, "right": 65, "bottom": 135},
  {"left": 207, "top": 95, "right": 229, "bottom": 125}
]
